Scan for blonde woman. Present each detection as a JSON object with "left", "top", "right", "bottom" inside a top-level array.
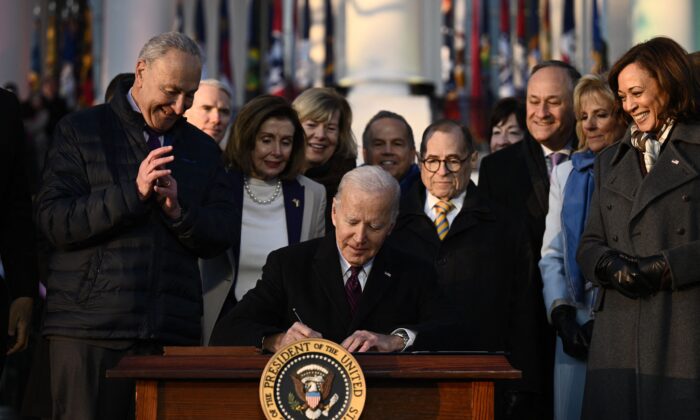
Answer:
[
  {"left": 293, "top": 87, "right": 356, "bottom": 231},
  {"left": 540, "top": 74, "right": 626, "bottom": 420}
]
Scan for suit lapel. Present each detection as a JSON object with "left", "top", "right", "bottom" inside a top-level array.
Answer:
[
  {"left": 630, "top": 140, "right": 699, "bottom": 221},
  {"left": 349, "top": 247, "right": 396, "bottom": 332},
  {"left": 282, "top": 178, "right": 305, "bottom": 245},
  {"left": 230, "top": 171, "right": 244, "bottom": 288},
  {"left": 396, "top": 182, "right": 442, "bottom": 246},
  {"left": 313, "top": 236, "right": 353, "bottom": 325},
  {"left": 522, "top": 137, "right": 550, "bottom": 217},
  {"left": 445, "top": 183, "right": 494, "bottom": 239},
  {"left": 604, "top": 141, "right": 643, "bottom": 203}
]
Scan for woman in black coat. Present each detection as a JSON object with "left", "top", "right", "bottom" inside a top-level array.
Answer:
[{"left": 577, "top": 37, "right": 700, "bottom": 420}]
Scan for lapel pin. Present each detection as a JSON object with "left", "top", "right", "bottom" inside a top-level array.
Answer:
[
  {"left": 384, "top": 271, "right": 391, "bottom": 277},
  {"left": 672, "top": 159, "right": 679, "bottom": 165},
  {"left": 292, "top": 198, "right": 300, "bottom": 207}
]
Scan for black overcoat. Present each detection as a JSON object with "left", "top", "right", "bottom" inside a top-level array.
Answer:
[
  {"left": 210, "top": 235, "right": 448, "bottom": 350},
  {"left": 389, "top": 181, "right": 542, "bottom": 394}
]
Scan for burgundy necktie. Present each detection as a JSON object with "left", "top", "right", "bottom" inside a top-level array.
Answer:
[
  {"left": 145, "top": 127, "right": 162, "bottom": 150},
  {"left": 345, "top": 266, "right": 363, "bottom": 317}
]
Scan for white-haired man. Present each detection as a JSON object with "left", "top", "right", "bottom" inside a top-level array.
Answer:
[
  {"left": 36, "top": 32, "right": 237, "bottom": 419},
  {"left": 211, "top": 165, "right": 447, "bottom": 353},
  {"left": 183, "top": 78, "right": 232, "bottom": 143}
]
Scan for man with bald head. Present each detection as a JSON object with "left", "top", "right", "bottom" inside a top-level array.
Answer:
[
  {"left": 36, "top": 32, "right": 236, "bottom": 419},
  {"left": 478, "top": 61, "right": 581, "bottom": 419},
  {"left": 211, "top": 165, "right": 445, "bottom": 353}
]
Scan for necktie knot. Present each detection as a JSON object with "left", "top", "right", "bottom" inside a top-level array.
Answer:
[
  {"left": 434, "top": 200, "right": 454, "bottom": 215},
  {"left": 145, "top": 126, "right": 163, "bottom": 150},
  {"left": 550, "top": 152, "right": 566, "bottom": 167}
]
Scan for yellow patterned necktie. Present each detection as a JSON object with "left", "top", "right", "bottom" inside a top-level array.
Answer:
[{"left": 434, "top": 200, "right": 455, "bottom": 241}]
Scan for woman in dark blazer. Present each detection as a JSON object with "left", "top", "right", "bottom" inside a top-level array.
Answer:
[
  {"left": 200, "top": 95, "right": 326, "bottom": 345},
  {"left": 577, "top": 37, "right": 700, "bottom": 420}
]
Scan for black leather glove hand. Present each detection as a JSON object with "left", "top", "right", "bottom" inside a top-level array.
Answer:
[
  {"left": 551, "top": 305, "right": 589, "bottom": 360},
  {"left": 595, "top": 250, "right": 647, "bottom": 299},
  {"left": 637, "top": 254, "right": 670, "bottom": 292}
]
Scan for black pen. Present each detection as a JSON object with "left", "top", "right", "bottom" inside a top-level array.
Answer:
[{"left": 292, "top": 307, "right": 304, "bottom": 324}]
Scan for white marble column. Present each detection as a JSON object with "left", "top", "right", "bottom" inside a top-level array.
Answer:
[
  {"left": 100, "top": 0, "right": 174, "bottom": 100},
  {"left": 341, "top": 0, "right": 436, "bottom": 163},
  {"left": 0, "top": 0, "right": 33, "bottom": 98},
  {"left": 631, "top": 0, "right": 694, "bottom": 51}
]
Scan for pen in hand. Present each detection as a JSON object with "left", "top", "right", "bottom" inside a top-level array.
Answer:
[{"left": 292, "top": 307, "right": 304, "bottom": 324}]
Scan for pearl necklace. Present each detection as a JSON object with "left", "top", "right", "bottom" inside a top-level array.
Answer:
[{"left": 243, "top": 176, "right": 282, "bottom": 205}]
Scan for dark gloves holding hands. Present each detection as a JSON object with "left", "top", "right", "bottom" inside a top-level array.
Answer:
[
  {"left": 551, "top": 305, "right": 591, "bottom": 360},
  {"left": 637, "top": 255, "right": 670, "bottom": 289},
  {"left": 595, "top": 251, "right": 670, "bottom": 299}
]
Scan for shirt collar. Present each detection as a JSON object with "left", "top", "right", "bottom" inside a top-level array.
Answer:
[
  {"left": 425, "top": 188, "right": 466, "bottom": 214},
  {"left": 338, "top": 248, "right": 374, "bottom": 278},
  {"left": 127, "top": 88, "right": 141, "bottom": 114},
  {"left": 541, "top": 143, "right": 573, "bottom": 157}
]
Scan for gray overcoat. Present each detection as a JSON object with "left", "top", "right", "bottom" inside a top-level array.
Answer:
[{"left": 577, "top": 121, "right": 700, "bottom": 420}]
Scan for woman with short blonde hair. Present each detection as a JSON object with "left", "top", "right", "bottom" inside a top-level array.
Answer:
[{"left": 292, "top": 87, "right": 357, "bottom": 231}]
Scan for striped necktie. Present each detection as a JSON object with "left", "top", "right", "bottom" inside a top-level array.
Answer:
[{"left": 434, "top": 200, "right": 455, "bottom": 241}]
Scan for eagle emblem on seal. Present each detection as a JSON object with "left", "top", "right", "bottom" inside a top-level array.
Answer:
[{"left": 290, "top": 364, "right": 340, "bottom": 419}]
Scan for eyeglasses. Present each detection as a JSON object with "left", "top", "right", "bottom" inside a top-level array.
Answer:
[{"left": 421, "top": 157, "right": 469, "bottom": 173}]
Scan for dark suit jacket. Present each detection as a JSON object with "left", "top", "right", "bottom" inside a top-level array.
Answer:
[
  {"left": 0, "top": 89, "right": 38, "bottom": 362},
  {"left": 389, "top": 181, "right": 540, "bottom": 392},
  {"left": 479, "top": 135, "right": 575, "bottom": 418},
  {"left": 210, "top": 235, "right": 446, "bottom": 350},
  {"left": 478, "top": 136, "right": 550, "bottom": 255}
]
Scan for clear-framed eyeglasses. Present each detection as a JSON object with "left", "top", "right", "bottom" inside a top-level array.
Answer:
[{"left": 421, "top": 157, "right": 469, "bottom": 173}]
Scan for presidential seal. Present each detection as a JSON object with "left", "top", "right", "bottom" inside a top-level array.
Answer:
[{"left": 259, "top": 338, "right": 366, "bottom": 420}]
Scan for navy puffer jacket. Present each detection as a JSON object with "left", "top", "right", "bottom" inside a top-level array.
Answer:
[{"left": 36, "top": 80, "right": 237, "bottom": 345}]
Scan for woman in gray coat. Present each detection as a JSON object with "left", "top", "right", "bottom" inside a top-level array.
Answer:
[{"left": 577, "top": 37, "right": 700, "bottom": 419}]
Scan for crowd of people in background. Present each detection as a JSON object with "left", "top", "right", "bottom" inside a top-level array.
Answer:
[{"left": 2, "top": 31, "right": 700, "bottom": 420}]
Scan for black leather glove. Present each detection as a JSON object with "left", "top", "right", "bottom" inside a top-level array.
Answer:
[
  {"left": 595, "top": 250, "right": 647, "bottom": 299},
  {"left": 637, "top": 254, "right": 670, "bottom": 292},
  {"left": 551, "top": 305, "right": 589, "bottom": 360}
]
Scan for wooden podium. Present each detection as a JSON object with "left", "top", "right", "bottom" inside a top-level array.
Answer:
[{"left": 107, "top": 347, "right": 520, "bottom": 420}]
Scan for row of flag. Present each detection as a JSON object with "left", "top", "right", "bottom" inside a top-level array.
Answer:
[
  {"left": 180, "top": 0, "right": 337, "bottom": 104},
  {"left": 29, "top": 0, "right": 609, "bottom": 120},
  {"left": 31, "top": 0, "right": 94, "bottom": 109}
]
